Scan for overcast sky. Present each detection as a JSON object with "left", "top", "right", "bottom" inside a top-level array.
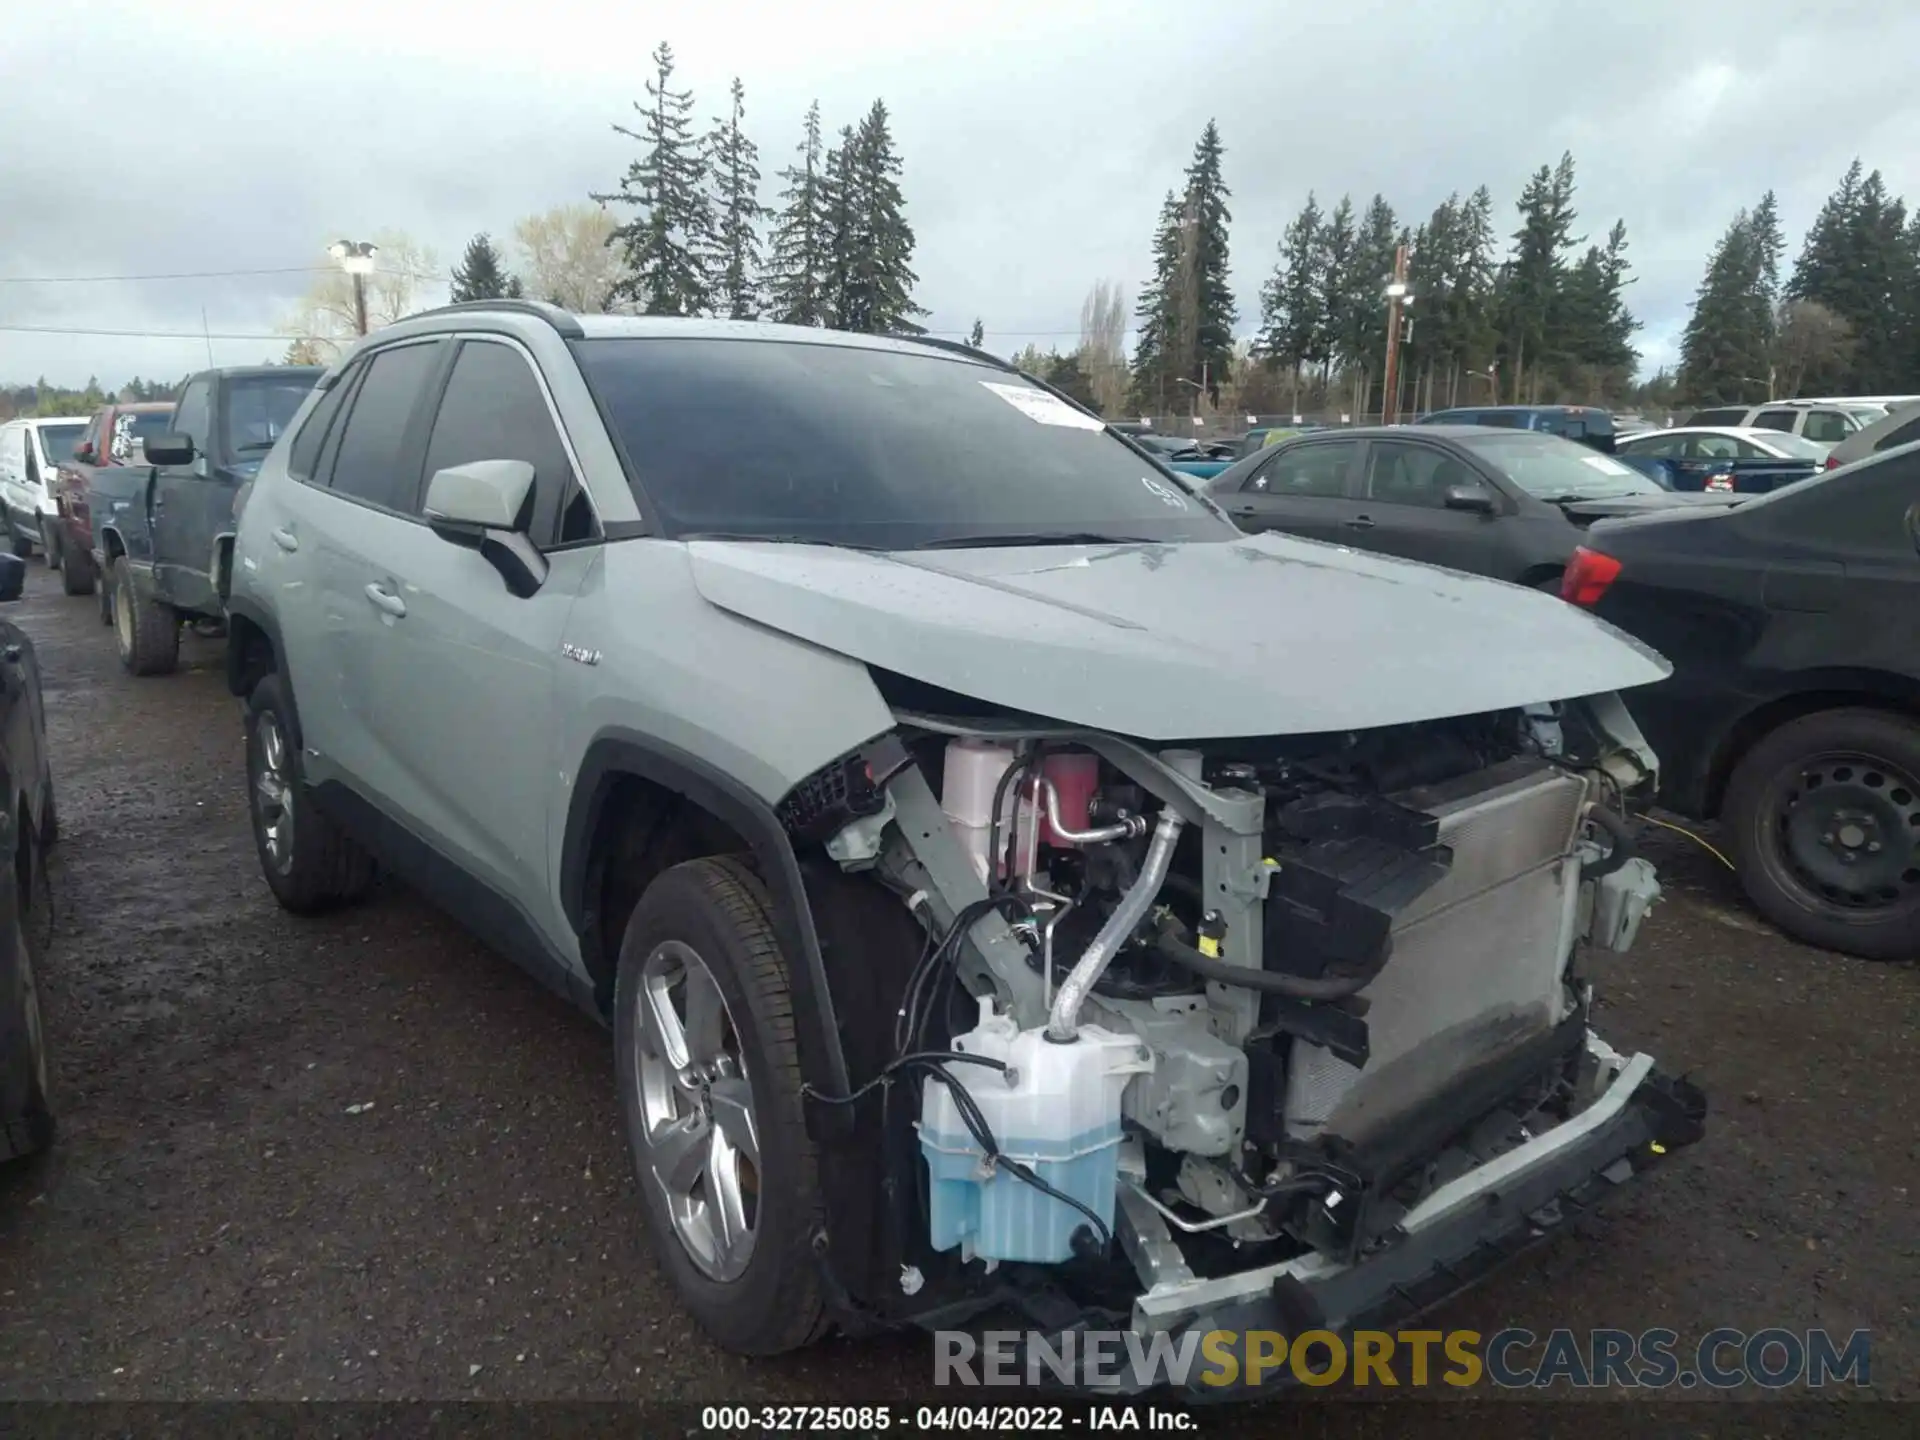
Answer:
[{"left": 4, "top": 0, "right": 1917, "bottom": 389}]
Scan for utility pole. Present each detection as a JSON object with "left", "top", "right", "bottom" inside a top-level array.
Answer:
[
  {"left": 1380, "top": 243, "right": 1410, "bottom": 425},
  {"left": 329, "top": 240, "right": 378, "bottom": 336}
]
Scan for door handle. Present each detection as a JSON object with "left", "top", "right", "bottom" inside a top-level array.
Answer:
[
  {"left": 364, "top": 583, "right": 407, "bottom": 618},
  {"left": 270, "top": 527, "right": 298, "bottom": 552},
  {"left": 1345, "top": 515, "right": 1376, "bottom": 530}
]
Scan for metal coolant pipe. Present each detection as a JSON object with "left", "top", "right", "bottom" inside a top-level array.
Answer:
[{"left": 1045, "top": 810, "right": 1186, "bottom": 1042}]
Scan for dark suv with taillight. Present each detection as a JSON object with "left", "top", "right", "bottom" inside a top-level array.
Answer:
[{"left": 1562, "top": 442, "right": 1920, "bottom": 961}]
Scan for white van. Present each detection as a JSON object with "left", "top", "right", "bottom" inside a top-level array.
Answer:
[{"left": 0, "top": 416, "right": 90, "bottom": 563}]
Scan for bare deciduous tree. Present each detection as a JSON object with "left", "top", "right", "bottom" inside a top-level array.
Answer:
[
  {"left": 513, "top": 203, "right": 635, "bottom": 314},
  {"left": 278, "top": 230, "right": 443, "bottom": 362},
  {"left": 1077, "top": 280, "right": 1129, "bottom": 417},
  {"left": 1772, "top": 299, "right": 1853, "bottom": 398}
]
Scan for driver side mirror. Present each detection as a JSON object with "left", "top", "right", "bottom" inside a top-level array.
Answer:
[
  {"left": 73, "top": 441, "right": 95, "bottom": 464},
  {"left": 1442, "top": 482, "right": 1498, "bottom": 514},
  {"left": 423, "top": 459, "right": 548, "bottom": 598},
  {"left": 144, "top": 433, "right": 196, "bottom": 467}
]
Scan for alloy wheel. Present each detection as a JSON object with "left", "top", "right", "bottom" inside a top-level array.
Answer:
[
  {"left": 252, "top": 713, "right": 295, "bottom": 875},
  {"left": 630, "top": 938, "right": 760, "bottom": 1282}
]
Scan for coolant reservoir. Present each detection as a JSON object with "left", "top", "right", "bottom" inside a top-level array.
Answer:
[
  {"left": 919, "top": 998, "right": 1153, "bottom": 1264},
  {"left": 940, "top": 738, "right": 1019, "bottom": 883}
]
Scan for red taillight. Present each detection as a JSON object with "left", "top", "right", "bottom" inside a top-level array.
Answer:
[
  {"left": 1824, "top": 456, "right": 1840, "bottom": 470},
  {"left": 1704, "top": 471, "right": 1734, "bottom": 492},
  {"left": 1561, "top": 546, "right": 1622, "bottom": 606}
]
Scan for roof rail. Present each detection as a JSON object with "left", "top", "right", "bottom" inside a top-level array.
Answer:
[{"left": 403, "top": 298, "right": 586, "bottom": 339}]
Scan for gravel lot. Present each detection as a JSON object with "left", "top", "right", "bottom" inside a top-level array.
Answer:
[{"left": 0, "top": 561, "right": 1913, "bottom": 1414}]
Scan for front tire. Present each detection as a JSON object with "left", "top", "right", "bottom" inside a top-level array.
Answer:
[
  {"left": 111, "top": 557, "right": 179, "bottom": 676},
  {"left": 39, "top": 519, "right": 60, "bottom": 571},
  {"left": 614, "top": 856, "right": 827, "bottom": 1355},
  {"left": 243, "top": 674, "right": 373, "bottom": 913},
  {"left": 1724, "top": 707, "right": 1920, "bottom": 961},
  {"left": 0, "top": 820, "right": 54, "bottom": 1164}
]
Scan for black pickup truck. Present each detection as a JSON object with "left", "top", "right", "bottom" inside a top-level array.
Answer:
[{"left": 92, "top": 365, "right": 320, "bottom": 674}]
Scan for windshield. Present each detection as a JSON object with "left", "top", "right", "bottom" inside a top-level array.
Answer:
[
  {"left": 32, "top": 422, "right": 85, "bottom": 464},
  {"left": 1748, "top": 431, "right": 1829, "bottom": 460},
  {"left": 1455, "top": 431, "right": 1661, "bottom": 499},
  {"left": 575, "top": 337, "right": 1237, "bottom": 549},
  {"left": 1845, "top": 406, "right": 1886, "bottom": 425},
  {"left": 226, "top": 373, "right": 320, "bottom": 454}
]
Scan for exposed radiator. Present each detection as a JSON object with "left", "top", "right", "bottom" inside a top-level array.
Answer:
[{"left": 1282, "top": 760, "right": 1589, "bottom": 1146}]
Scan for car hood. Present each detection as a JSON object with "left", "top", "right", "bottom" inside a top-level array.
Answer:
[{"left": 686, "top": 534, "right": 1671, "bottom": 740}]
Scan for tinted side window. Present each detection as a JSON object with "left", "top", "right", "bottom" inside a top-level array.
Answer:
[
  {"left": 171, "top": 380, "right": 213, "bottom": 456},
  {"left": 1625, "top": 435, "right": 1682, "bottom": 459},
  {"left": 1690, "top": 408, "right": 1748, "bottom": 426},
  {"left": 325, "top": 343, "right": 441, "bottom": 511},
  {"left": 1364, "top": 441, "right": 1462, "bottom": 508},
  {"left": 420, "top": 340, "right": 591, "bottom": 542},
  {"left": 1474, "top": 412, "right": 1525, "bottom": 429},
  {"left": 1247, "top": 441, "right": 1357, "bottom": 498},
  {"left": 286, "top": 372, "right": 353, "bottom": 483},
  {"left": 1801, "top": 409, "right": 1852, "bottom": 444},
  {"left": 1752, "top": 409, "right": 1796, "bottom": 433}
]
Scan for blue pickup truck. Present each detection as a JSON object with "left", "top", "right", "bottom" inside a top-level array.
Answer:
[
  {"left": 1610, "top": 426, "right": 1828, "bottom": 494},
  {"left": 90, "top": 365, "right": 320, "bottom": 675}
]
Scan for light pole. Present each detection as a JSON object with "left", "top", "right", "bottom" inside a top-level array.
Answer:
[
  {"left": 1468, "top": 365, "right": 1499, "bottom": 404},
  {"left": 1174, "top": 375, "right": 1205, "bottom": 426},
  {"left": 328, "top": 240, "right": 378, "bottom": 336},
  {"left": 1380, "top": 243, "right": 1411, "bottom": 425}
]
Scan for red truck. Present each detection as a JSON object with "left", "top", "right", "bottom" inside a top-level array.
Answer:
[{"left": 52, "top": 401, "right": 173, "bottom": 602}]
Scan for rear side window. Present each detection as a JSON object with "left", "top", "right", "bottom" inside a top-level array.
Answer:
[
  {"left": 287, "top": 372, "right": 353, "bottom": 482},
  {"left": 325, "top": 343, "right": 441, "bottom": 511},
  {"left": 1690, "top": 408, "right": 1748, "bottom": 426},
  {"left": 1752, "top": 409, "right": 1797, "bottom": 433},
  {"left": 1247, "top": 440, "right": 1357, "bottom": 498},
  {"left": 421, "top": 340, "right": 593, "bottom": 543},
  {"left": 1474, "top": 412, "right": 1525, "bottom": 429}
]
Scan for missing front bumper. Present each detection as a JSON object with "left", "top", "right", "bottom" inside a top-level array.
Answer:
[{"left": 979, "top": 1035, "right": 1705, "bottom": 1399}]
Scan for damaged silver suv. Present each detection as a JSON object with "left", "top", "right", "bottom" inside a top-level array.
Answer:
[{"left": 225, "top": 301, "right": 1704, "bottom": 1391}]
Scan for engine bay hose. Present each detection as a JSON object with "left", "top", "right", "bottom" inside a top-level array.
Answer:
[
  {"left": 1151, "top": 915, "right": 1389, "bottom": 1002},
  {"left": 1046, "top": 810, "right": 1185, "bottom": 1041},
  {"left": 1580, "top": 804, "right": 1637, "bottom": 880}
]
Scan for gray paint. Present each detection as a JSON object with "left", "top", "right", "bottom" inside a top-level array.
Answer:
[{"left": 687, "top": 533, "right": 1672, "bottom": 740}]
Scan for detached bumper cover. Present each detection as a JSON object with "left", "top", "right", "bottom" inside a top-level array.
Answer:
[{"left": 997, "top": 1043, "right": 1706, "bottom": 1399}]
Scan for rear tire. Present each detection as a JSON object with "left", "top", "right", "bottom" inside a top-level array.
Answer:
[
  {"left": 59, "top": 543, "right": 94, "bottom": 597},
  {"left": 111, "top": 556, "right": 179, "bottom": 676},
  {"left": 1724, "top": 707, "right": 1920, "bottom": 961},
  {"left": 614, "top": 855, "right": 828, "bottom": 1355},
  {"left": 8, "top": 524, "right": 31, "bottom": 560},
  {"left": 244, "top": 673, "right": 373, "bottom": 914}
]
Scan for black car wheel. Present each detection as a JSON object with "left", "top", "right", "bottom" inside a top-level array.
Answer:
[
  {"left": 1725, "top": 708, "right": 1920, "bottom": 961},
  {"left": 0, "top": 816, "right": 53, "bottom": 1164},
  {"left": 111, "top": 557, "right": 179, "bottom": 676},
  {"left": 59, "top": 543, "right": 94, "bottom": 598}
]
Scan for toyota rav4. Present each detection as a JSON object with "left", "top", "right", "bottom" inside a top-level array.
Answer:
[{"left": 225, "top": 300, "right": 1705, "bottom": 1392}]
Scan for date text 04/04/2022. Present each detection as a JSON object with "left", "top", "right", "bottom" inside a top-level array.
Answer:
[{"left": 696, "top": 1404, "right": 1195, "bottom": 1431}]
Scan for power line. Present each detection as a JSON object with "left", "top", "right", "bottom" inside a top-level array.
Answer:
[
  {"left": 0, "top": 266, "right": 448, "bottom": 284},
  {"left": 0, "top": 323, "right": 287, "bottom": 341}
]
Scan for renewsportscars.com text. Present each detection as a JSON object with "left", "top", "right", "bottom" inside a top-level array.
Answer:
[{"left": 934, "top": 1326, "right": 1872, "bottom": 1391}]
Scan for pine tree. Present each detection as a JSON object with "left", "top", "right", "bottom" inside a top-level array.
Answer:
[
  {"left": 818, "top": 125, "right": 859, "bottom": 328},
  {"left": 1043, "top": 352, "right": 1098, "bottom": 411},
  {"left": 449, "top": 233, "right": 521, "bottom": 302},
  {"left": 825, "top": 100, "right": 925, "bottom": 334},
  {"left": 1337, "top": 194, "right": 1399, "bottom": 404},
  {"left": 1785, "top": 162, "right": 1915, "bottom": 389},
  {"left": 596, "top": 42, "right": 714, "bottom": 316},
  {"left": 967, "top": 318, "right": 984, "bottom": 348},
  {"left": 1310, "top": 196, "right": 1356, "bottom": 391},
  {"left": 1500, "top": 153, "right": 1582, "bottom": 400},
  {"left": 1256, "top": 192, "right": 1326, "bottom": 384},
  {"left": 1130, "top": 121, "right": 1236, "bottom": 409},
  {"left": 1677, "top": 208, "right": 1773, "bottom": 404},
  {"left": 704, "top": 78, "right": 769, "bottom": 320},
  {"left": 766, "top": 102, "right": 831, "bottom": 326}
]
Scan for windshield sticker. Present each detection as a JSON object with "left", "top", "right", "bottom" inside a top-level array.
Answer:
[
  {"left": 1139, "top": 475, "right": 1190, "bottom": 509},
  {"left": 980, "top": 381, "right": 1106, "bottom": 431},
  {"left": 1581, "top": 455, "right": 1634, "bottom": 476}
]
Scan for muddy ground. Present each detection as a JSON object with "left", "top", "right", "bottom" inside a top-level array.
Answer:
[{"left": 0, "top": 561, "right": 1912, "bottom": 1420}]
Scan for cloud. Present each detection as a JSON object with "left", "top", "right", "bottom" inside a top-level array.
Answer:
[{"left": 3, "top": 0, "right": 1918, "bottom": 386}]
